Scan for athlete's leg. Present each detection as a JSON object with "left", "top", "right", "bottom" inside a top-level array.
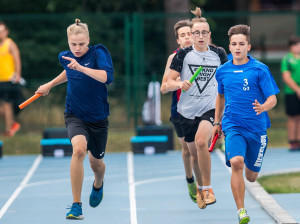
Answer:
[
  {"left": 294, "top": 115, "right": 300, "bottom": 142},
  {"left": 195, "top": 120, "right": 213, "bottom": 186},
  {"left": 0, "top": 103, "right": 4, "bottom": 118},
  {"left": 245, "top": 167, "right": 259, "bottom": 182},
  {"left": 287, "top": 116, "right": 299, "bottom": 142},
  {"left": 88, "top": 151, "right": 105, "bottom": 188},
  {"left": 230, "top": 156, "right": 245, "bottom": 210},
  {"left": 186, "top": 141, "right": 202, "bottom": 186},
  {"left": 178, "top": 137, "right": 193, "bottom": 178},
  {"left": 2, "top": 101, "right": 14, "bottom": 132},
  {"left": 70, "top": 135, "right": 87, "bottom": 203},
  {"left": 187, "top": 140, "right": 206, "bottom": 208}
]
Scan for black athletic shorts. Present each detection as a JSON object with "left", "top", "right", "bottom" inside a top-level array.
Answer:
[
  {"left": 64, "top": 112, "right": 108, "bottom": 159},
  {"left": 285, "top": 94, "right": 300, "bottom": 116},
  {"left": 179, "top": 109, "right": 215, "bottom": 143},
  {"left": 0, "top": 82, "right": 25, "bottom": 116},
  {"left": 170, "top": 116, "right": 184, "bottom": 138}
]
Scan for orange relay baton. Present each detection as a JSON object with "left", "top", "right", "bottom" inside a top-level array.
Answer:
[{"left": 19, "top": 93, "right": 42, "bottom": 109}]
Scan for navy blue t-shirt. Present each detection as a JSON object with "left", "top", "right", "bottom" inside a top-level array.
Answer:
[
  {"left": 59, "top": 44, "right": 113, "bottom": 122},
  {"left": 216, "top": 56, "right": 279, "bottom": 133}
]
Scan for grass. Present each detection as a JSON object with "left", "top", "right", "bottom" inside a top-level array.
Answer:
[
  {"left": 1, "top": 128, "right": 135, "bottom": 155},
  {"left": 0, "top": 118, "right": 288, "bottom": 155},
  {"left": 257, "top": 172, "right": 300, "bottom": 194},
  {"left": 0, "top": 90, "right": 290, "bottom": 155}
]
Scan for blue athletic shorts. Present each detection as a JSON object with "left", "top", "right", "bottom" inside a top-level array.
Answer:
[{"left": 224, "top": 128, "right": 268, "bottom": 172}]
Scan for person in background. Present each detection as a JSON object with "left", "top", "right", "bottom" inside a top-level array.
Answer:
[
  {"left": 281, "top": 36, "right": 300, "bottom": 151},
  {"left": 212, "top": 24, "right": 279, "bottom": 224},
  {"left": 0, "top": 21, "right": 22, "bottom": 137},
  {"left": 36, "top": 19, "right": 113, "bottom": 220},
  {"left": 167, "top": 7, "right": 227, "bottom": 209},
  {"left": 160, "top": 19, "right": 198, "bottom": 203}
]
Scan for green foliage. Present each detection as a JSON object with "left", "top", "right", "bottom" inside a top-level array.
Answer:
[
  {"left": 0, "top": 14, "right": 127, "bottom": 82},
  {"left": 0, "top": 0, "right": 164, "bottom": 13}
]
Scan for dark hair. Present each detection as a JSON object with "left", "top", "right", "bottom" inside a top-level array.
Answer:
[
  {"left": 228, "top": 24, "right": 250, "bottom": 43},
  {"left": 288, "top": 36, "right": 300, "bottom": 47},
  {"left": 174, "top": 19, "right": 191, "bottom": 39}
]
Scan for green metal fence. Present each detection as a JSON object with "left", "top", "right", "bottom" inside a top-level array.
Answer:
[{"left": 0, "top": 11, "right": 299, "bottom": 153}]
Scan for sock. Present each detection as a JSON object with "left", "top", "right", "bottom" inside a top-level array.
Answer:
[
  {"left": 93, "top": 182, "right": 103, "bottom": 191},
  {"left": 202, "top": 185, "right": 212, "bottom": 190},
  {"left": 74, "top": 202, "right": 82, "bottom": 206},
  {"left": 198, "top": 186, "right": 203, "bottom": 190},
  {"left": 237, "top": 208, "right": 245, "bottom": 214},
  {"left": 186, "top": 176, "right": 194, "bottom": 184}
]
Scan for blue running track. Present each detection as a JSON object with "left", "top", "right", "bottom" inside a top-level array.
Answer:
[{"left": 0, "top": 148, "right": 299, "bottom": 224}]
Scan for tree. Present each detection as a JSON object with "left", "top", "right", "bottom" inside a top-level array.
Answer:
[{"left": 164, "top": 0, "right": 191, "bottom": 53}]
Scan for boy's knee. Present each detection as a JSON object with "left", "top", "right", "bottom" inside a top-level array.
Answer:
[
  {"left": 230, "top": 157, "right": 244, "bottom": 170},
  {"left": 182, "top": 147, "right": 191, "bottom": 157},
  {"left": 72, "top": 146, "right": 86, "bottom": 158},
  {"left": 195, "top": 139, "right": 206, "bottom": 150}
]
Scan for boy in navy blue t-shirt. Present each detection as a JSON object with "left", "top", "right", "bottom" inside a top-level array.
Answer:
[
  {"left": 212, "top": 24, "right": 279, "bottom": 224},
  {"left": 36, "top": 19, "right": 113, "bottom": 220}
]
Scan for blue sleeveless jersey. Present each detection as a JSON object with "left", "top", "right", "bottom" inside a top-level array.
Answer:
[{"left": 59, "top": 44, "right": 113, "bottom": 122}]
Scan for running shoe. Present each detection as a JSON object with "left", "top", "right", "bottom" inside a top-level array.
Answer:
[
  {"left": 187, "top": 181, "right": 197, "bottom": 203},
  {"left": 238, "top": 208, "right": 250, "bottom": 224},
  {"left": 196, "top": 189, "right": 206, "bottom": 209},
  {"left": 10, "top": 122, "right": 20, "bottom": 136},
  {"left": 289, "top": 142, "right": 300, "bottom": 151},
  {"left": 203, "top": 188, "right": 216, "bottom": 205},
  {"left": 89, "top": 181, "right": 103, "bottom": 208},
  {"left": 66, "top": 203, "right": 84, "bottom": 220}
]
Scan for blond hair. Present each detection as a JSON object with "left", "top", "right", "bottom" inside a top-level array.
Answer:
[
  {"left": 228, "top": 24, "right": 250, "bottom": 43},
  {"left": 190, "top": 7, "right": 209, "bottom": 30},
  {"left": 67, "top": 19, "right": 89, "bottom": 37}
]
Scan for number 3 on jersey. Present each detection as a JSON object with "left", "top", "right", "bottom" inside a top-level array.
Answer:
[{"left": 243, "top": 78, "right": 249, "bottom": 91}]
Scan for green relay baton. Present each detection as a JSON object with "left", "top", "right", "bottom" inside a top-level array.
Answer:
[{"left": 182, "top": 66, "right": 203, "bottom": 92}]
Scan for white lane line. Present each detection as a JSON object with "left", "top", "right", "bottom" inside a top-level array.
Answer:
[
  {"left": 215, "top": 149, "right": 298, "bottom": 224},
  {"left": 127, "top": 152, "right": 137, "bottom": 224},
  {"left": 134, "top": 175, "right": 182, "bottom": 187},
  {"left": 0, "top": 155, "right": 43, "bottom": 219}
]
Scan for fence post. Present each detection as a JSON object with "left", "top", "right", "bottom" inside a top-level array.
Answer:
[
  {"left": 132, "top": 13, "right": 145, "bottom": 128},
  {"left": 297, "top": 11, "right": 300, "bottom": 36},
  {"left": 124, "top": 13, "right": 132, "bottom": 125}
]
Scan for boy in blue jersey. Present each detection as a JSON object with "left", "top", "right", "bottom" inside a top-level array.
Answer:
[
  {"left": 36, "top": 19, "right": 113, "bottom": 220},
  {"left": 212, "top": 25, "right": 279, "bottom": 224},
  {"left": 160, "top": 19, "right": 198, "bottom": 203}
]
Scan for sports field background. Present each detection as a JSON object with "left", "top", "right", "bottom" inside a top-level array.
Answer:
[{"left": 0, "top": 11, "right": 298, "bottom": 154}]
